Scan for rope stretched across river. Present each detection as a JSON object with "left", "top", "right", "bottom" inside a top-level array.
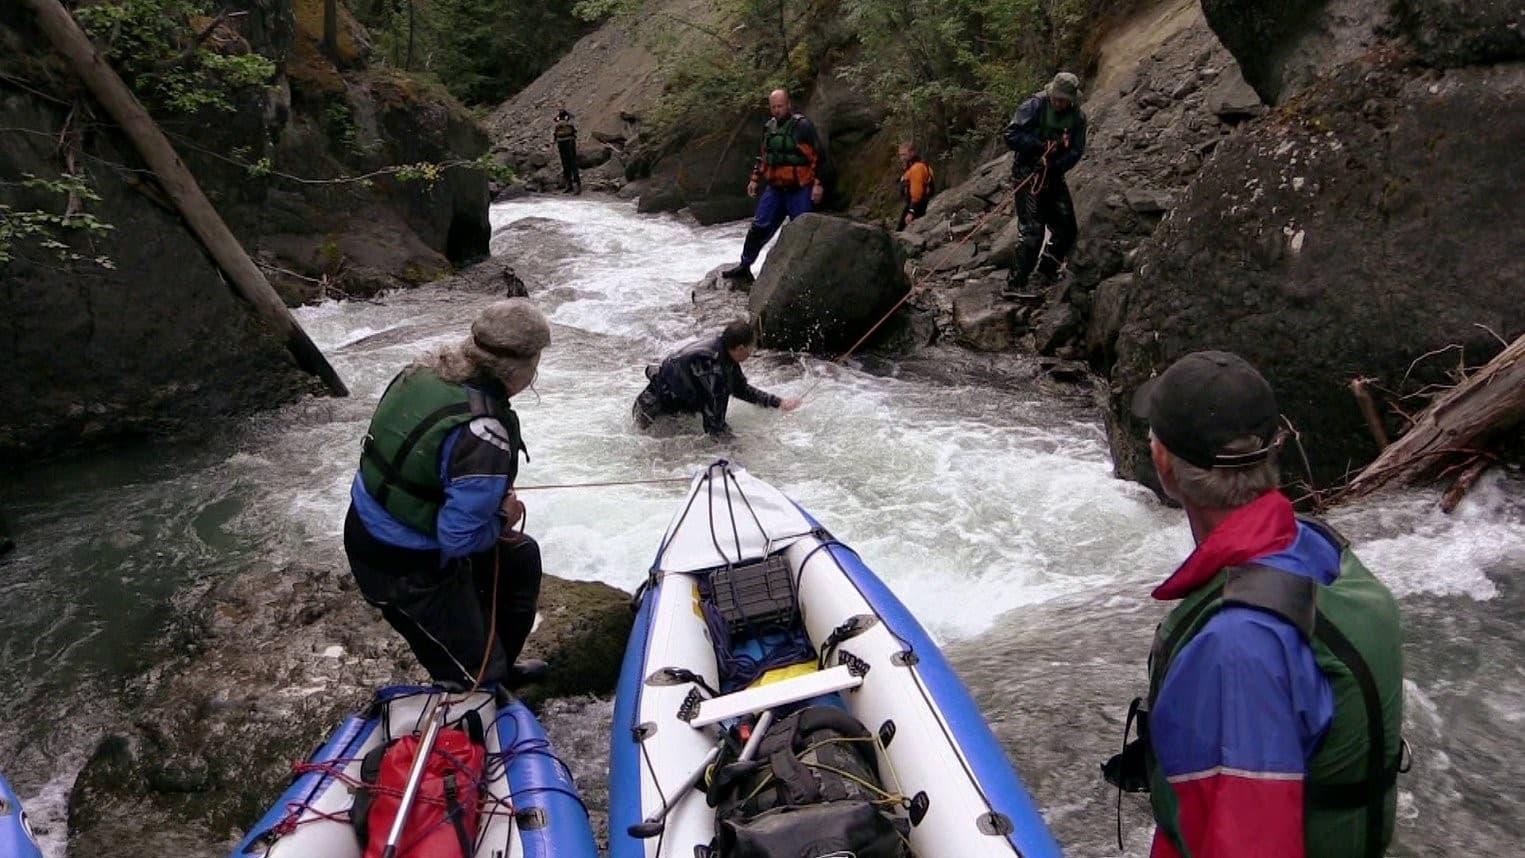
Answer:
[{"left": 514, "top": 476, "right": 692, "bottom": 492}]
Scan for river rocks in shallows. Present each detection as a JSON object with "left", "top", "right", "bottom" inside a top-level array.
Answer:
[
  {"left": 953, "top": 281, "right": 1020, "bottom": 352},
  {"left": 748, "top": 214, "right": 911, "bottom": 353}
]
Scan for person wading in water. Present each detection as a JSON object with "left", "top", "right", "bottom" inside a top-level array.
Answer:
[
  {"left": 632, "top": 320, "right": 801, "bottom": 436},
  {"left": 1002, "top": 72, "right": 1087, "bottom": 300},
  {"left": 721, "top": 89, "right": 826, "bottom": 283},
  {"left": 344, "top": 299, "right": 552, "bottom": 689},
  {"left": 1105, "top": 350, "right": 1406, "bottom": 858}
]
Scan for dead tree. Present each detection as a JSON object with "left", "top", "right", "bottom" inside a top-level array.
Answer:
[{"left": 1343, "top": 332, "right": 1525, "bottom": 503}]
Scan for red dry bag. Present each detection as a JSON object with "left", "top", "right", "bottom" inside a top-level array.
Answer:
[{"left": 352, "top": 727, "right": 486, "bottom": 858}]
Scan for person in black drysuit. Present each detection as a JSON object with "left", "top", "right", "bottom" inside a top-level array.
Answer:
[
  {"left": 632, "top": 320, "right": 801, "bottom": 436},
  {"left": 1002, "top": 72, "right": 1087, "bottom": 299},
  {"left": 553, "top": 109, "right": 581, "bottom": 193}
]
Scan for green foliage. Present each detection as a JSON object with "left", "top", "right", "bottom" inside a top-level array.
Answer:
[
  {"left": 74, "top": 0, "right": 276, "bottom": 114},
  {"left": 0, "top": 175, "right": 115, "bottom": 269},
  {"left": 355, "top": 0, "right": 588, "bottom": 106}
]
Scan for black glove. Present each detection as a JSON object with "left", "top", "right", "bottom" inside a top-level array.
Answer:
[{"left": 1102, "top": 736, "right": 1151, "bottom": 794}]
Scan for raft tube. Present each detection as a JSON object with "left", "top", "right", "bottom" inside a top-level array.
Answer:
[
  {"left": 233, "top": 685, "right": 596, "bottom": 858},
  {"left": 610, "top": 461, "right": 1062, "bottom": 858},
  {"left": 0, "top": 772, "right": 42, "bottom": 858}
]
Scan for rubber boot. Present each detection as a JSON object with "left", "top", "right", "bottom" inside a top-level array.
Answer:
[
  {"left": 1002, "top": 269, "right": 1040, "bottom": 301},
  {"left": 723, "top": 227, "right": 769, "bottom": 281}
]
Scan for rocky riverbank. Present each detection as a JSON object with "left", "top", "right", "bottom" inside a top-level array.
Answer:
[{"left": 66, "top": 552, "right": 633, "bottom": 855}]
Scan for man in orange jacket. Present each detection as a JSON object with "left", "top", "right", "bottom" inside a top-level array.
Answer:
[
  {"left": 721, "top": 89, "right": 826, "bottom": 283},
  {"left": 896, "top": 142, "right": 934, "bottom": 230}
]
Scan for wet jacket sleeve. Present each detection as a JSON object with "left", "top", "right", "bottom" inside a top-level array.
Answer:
[
  {"left": 1053, "top": 112, "right": 1086, "bottom": 174},
  {"left": 1003, "top": 97, "right": 1045, "bottom": 157},
  {"left": 434, "top": 419, "right": 514, "bottom": 559},
  {"left": 904, "top": 163, "right": 932, "bottom": 204},
  {"left": 1148, "top": 609, "right": 1335, "bottom": 858},
  {"left": 795, "top": 116, "right": 823, "bottom": 185},
  {"left": 728, "top": 361, "right": 781, "bottom": 410}
]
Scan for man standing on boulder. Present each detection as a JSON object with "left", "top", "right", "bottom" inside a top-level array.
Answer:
[
  {"left": 553, "top": 109, "right": 581, "bottom": 194},
  {"left": 897, "top": 142, "right": 934, "bottom": 230},
  {"left": 1104, "top": 351, "right": 1405, "bottom": 858},
  {"left": 344, "top": 299, "right": 553, "bottom": 690},
  {"left": 721, "top": 89, "right": 826, "bottom": 283},
  {"left": 1002, "top": 72, "right": 1087, "bottom": 300},
  {"left": 633, "top": 320, "right": 801, "bottom": 436}
]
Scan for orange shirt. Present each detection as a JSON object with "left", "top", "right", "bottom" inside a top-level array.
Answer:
[{"left": 901, "top": 161, "right": 933, "bottom": 204}]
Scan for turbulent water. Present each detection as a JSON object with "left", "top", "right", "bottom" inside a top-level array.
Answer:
[{"left": 0, "top": 197, "right": 1521, "bottom": 857}]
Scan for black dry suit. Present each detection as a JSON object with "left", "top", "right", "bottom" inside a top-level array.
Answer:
[
  {"left": 553, "top": 117, "right": 580, "bottom": 191},
  {"left": 632, "top": 336, "right": 781, "bottom": 435},
  {"left": 1002, "top": 93, "right": 1087, "bottom": 290}
]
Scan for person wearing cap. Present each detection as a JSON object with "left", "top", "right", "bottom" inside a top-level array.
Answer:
[
  {"left": 1106, "top": 351, "right": 1405, "bottom": 858},
  {"left": 1001, "top": 71, "right": 1087, "bottom": 300},
  {"left": 632, "top": 319, "right": 802, "bottom": 436},
  {"left": 552, "top": 109, "right": 581, "bottom": 194},
  {"left": 344, "top": 299, "right": 552, "bottom": 689}
]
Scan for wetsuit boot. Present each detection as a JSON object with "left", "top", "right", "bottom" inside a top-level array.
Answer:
[{"left": 723, "top": 226, "right": 770, "bottom": 281}]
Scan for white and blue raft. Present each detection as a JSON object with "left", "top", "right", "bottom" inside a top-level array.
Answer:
[
  {"left": 610, "top": 461, "right": 1061, "bottom": 858},
  {"left": 0, "top": 771, "right": 43, "bottom": 858},
  {"left": 233, "top": 685, "right": 597, "bottom": 858}
]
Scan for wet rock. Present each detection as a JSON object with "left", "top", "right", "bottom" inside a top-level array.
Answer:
[
  {"left": 953, "top": 281, "right": 1018, "bottom": 352},
  {"left": 1034, "top": 296, "right": 1083, "bottom": 356},
  {"left": 636, "top": 184, "right": 685, "bottom": 214},
  {"left": 66, "top": 560, "right": 634, "bottom": 852},
  {"left": 1086, "top": 274, "right": 1133, "bottom": 364},
  {"left": 1108, "top": 59, "right": 1525, "bottom": 490},
  {"left": 686, "top": 195, "right": 757, "bottom": 226},
  {"left": 924, "top": 241, "right": 979, "bottom": 272},
  {"left": 1205, "top": 73, "right": 1265, "bottom": 120},
  {"left": 748, "top": 214, "right": 910, "bottom": 353},
  {"left": 577, "top": 146, "right": 614, "bottom": 169},
  {"left": 1123, "top": 187, "right": 1171, "bottom": 214}
]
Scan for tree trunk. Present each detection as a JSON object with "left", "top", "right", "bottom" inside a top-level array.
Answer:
[
  {"left": 322, "top": 0, "right": 340, "bottom": 61},
  {"left": 406, "top": 0, "right": 416, "bottom": 71},
  {"left": 22, "top": 0, "right": 349, "bottom": 397},
  {"left": 1342, "top": 332, "right": 1525, "bottom": 499}
]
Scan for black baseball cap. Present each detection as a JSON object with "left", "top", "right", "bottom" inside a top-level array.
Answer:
[{"left": 1131, "top": 350, "right": 1281, "bottom": 470}]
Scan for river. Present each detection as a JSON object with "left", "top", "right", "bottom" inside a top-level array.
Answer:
[{"left": 0, "top": 196, "right": 1520, "bottom": 856}]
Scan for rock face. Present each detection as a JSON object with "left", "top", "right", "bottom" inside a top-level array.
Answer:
[
  {"left": 67, "top": 559, "right": 634, "bottom": 853},
  {"left": 747, "top": 214, "right": 909, "bottom": 352},
  {"left": 1107, "top": 56, "right": 1525, "bottom": 489},
  {"left": 0, "top": 0, "right": 492, "bottom": 460},
  {"left": 895, "top": 0, "right": 1255, "bottom": 361},
  {"left": 1203, "top": 0, "right": 1525, "bottom": 103}
]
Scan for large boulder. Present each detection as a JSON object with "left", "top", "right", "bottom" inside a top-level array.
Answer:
[
  {"left": 1106, "top": 57, "right": 1525, "bottom": 490},
  {"left": 67, "top": 560, "right": 633, "bottom": 851},
  {"left": 748, "top": 214, "right": 910, "bottom": 352}
]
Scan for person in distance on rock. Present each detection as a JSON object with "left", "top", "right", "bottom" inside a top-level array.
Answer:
[
  {"left": 897, "top": 142, "right": 935, "bottom": 231},
  {"left": 1002, "top": 71, "right": 1087, "bottom": 300},
  {"left": 1103, "top": 351, "right": 1405, "bottom": 858},
  {"left": 721, "top": 89, "right": 826, "bottom": 282},
  {"left": 633, "top": 319, "right": 802, "bottom": 436},
  {"left": 553, "top": 109, "right": 581, "bottom": 194},
  {"left": 344, "top": 299, "right": 551, "bottom": 690}
]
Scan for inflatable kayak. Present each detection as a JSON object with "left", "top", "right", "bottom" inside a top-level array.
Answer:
[
  {"left": 610, "top": 461, "right": 1061, "bottom": 858},
  {"left": 0, "top": 772, "right": 43, "bottom": 858},
  {"left": 234, "top": 685, "right": 596, "bottom": 858}
]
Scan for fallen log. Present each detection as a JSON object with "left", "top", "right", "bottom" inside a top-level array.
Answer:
[
  {"left": 1343, "top": 331, "right": 1525, "bottom": 500},
  {"left": 22, "top": 0, "right": 348, "bottom": 397}
]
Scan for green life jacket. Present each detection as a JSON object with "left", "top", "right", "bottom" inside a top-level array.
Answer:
[
  {"left": 763, "top": 115, "right": 811, "bottom": 167},
  {"left": 358, "top": 368, "right": 524, "bottom": 537},
  {"left": 1145, "top": 519, "right": 1405, "bottom": 858},
  {"left": 1039, "top": 101, "right": 1077, "bottom": 143},
  {"left": 553, "top": 120, "right": 576, "bottom": 143}
]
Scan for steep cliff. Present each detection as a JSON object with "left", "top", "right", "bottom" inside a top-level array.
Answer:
[{"left": 0, "top": 0, "right": 492, "bottom": 461}]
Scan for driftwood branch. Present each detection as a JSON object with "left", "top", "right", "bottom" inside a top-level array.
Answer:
[
  {"left": 1349, "top": 377, "right": 1391, "bottom": 450},
  {"left": 23, "top": 0, "right": 348, "bottom": 396},
  {"left": 1342, "top": 332, "right": 1525, "bottom": 500},
  {"left": 155, "top": 9, "right": 247, "bottom": 70},
  {"left": 1440, "top": 457, "right": 1493, "bottom": 514}
]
